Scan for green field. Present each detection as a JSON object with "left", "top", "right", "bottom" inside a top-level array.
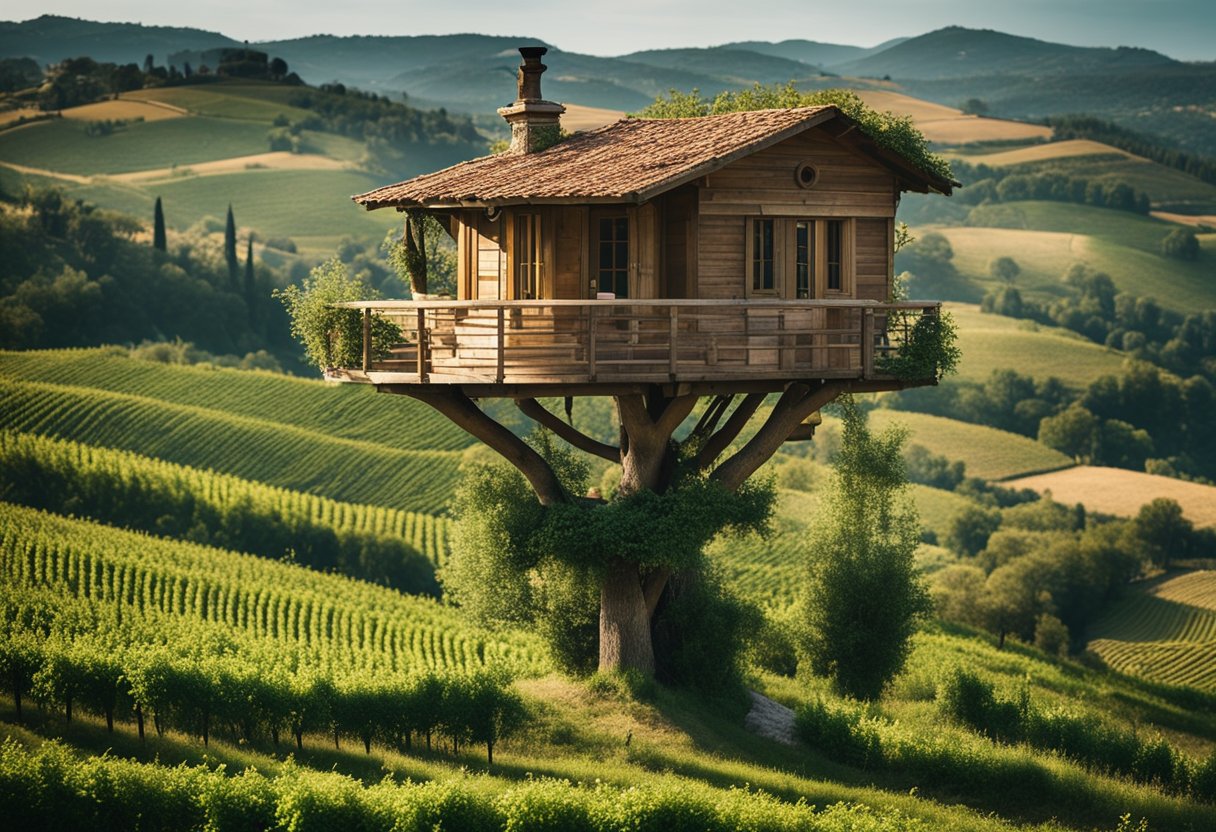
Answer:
[
  {"left": 940, "top": 202, "right": 1216, "bottom": 313},
  {"left": 1088, "top": 571, "right": 1216, "bottom": 692},
  {"left": 830, "top": 409, "right": 1074, "bottom": 481},
  {"left": 0, "top": 377, "right": 463, "bottom": 513},
  {"left": 0, "top": 349, "right": 473, "bottom": 453},
  {"left": 946, "top": 302, "right": 1128, "bottom": 389},
  {"left": 0, "top": 117, "right": 272, "bottom": 175}
]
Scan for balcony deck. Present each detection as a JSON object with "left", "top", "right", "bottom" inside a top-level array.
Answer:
[{"left": 327, "top": 298, "right": 940, "bottom": 398}]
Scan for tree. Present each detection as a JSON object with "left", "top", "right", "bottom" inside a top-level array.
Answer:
[
  {"left": 244, "top": 234, "right": 257, "bottom": 322},
  {"left": 1131, "top": 498, "right": 1193, "bottom": 568},
  {"left": 796, "top": 399, "right": 931, "bottom": 699},
  {"left": 945, "top": 504, "right": 1002, "bottom": 557},
  {"left": 152, "top": 196, "right": 166, "bottom": 252},
  {"left": 1039, "top": 404, "right": 1101, "bottom": 461},
  {"left": 988, "top": 256, "right": 1020, "bottom": 284},
  {"left": 1161, "top": 228, "right": 1200, "bottom": 261},
  {"left": 224, "top": 204, "right": 239, "bottom": 289}
]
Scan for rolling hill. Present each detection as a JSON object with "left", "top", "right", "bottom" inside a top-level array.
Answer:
[{"left": 1004, "top": 467, "right": 1216, "bottom": 529}]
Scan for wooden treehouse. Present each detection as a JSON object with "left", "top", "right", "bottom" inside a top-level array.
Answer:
[
  {"left": 332, "top": 47, "right": 954, "bottom": 415},
  {"left": 326, "top": 47, "right": 955, "bottom": 675}
]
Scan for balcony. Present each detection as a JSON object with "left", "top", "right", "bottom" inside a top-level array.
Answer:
[{"left": 326, "top": 298, "right": 942, "bottom": 397}]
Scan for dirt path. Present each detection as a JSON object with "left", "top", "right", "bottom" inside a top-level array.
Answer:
[{"left": 744, "top": 690, "right": 798, "bottom": 745}]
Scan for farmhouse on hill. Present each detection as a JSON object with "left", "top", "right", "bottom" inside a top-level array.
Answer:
[{"left": 333, "top": 45, "right": 953, "bottom": 398}]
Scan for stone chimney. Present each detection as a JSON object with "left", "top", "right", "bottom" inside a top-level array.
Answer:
[{"left": 497, "top": 46, "right": 565, "bottom": 154}]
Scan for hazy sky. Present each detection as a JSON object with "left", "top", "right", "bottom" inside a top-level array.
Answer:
[{"left": 11, "top": 1, "right": 1214, "bottom": 60}]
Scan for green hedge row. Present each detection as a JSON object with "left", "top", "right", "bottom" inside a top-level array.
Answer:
[
  {"left": 0, "top": 738, "right": 934, "bottom": 832},
  {"left": 0, "top": 592, "right": 524, "bottom": 764}
]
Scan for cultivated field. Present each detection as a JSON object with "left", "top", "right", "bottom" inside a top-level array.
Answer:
[
  {"left": 1004, "top": 466, "right": 1216, "bottom": 528},
  {"left": 59, "top": 98, "right": 187, "bottom": 122},
  {"left": 560, "top": 102, "right": 625, "bottom": 131},
  {"left": 945, "top": 302, "right": 1127, "bottom": 389},
  {"left": 1088, "top": 571, "right": 1216, "bottom": 691},
  {"left": 948, "top": 139, "right": 1133, "bottom": 167},
  {"left": 855, "top": 90, "right": 1053, "bottom": 144}
]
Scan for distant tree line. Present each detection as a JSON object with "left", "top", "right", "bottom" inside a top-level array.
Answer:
[
  {"left": 950, "top": 159, "right": 1152, "bottom": 215},
  {"left": 0, "top": 186, "right": 298, "bottom": 367},
  {"left": 1045, "top": 114, "right": 1216, "bottom": 188}
]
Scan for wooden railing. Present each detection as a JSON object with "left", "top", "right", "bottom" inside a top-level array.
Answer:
[{"left": 328, "top": 299, "right": 941, "bottom": 387}]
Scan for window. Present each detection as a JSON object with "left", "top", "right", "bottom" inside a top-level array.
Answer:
[
  {"left": 751, "top": 218, "right": 775, "bottom": 293},
  {"left": 795, "top": 221, "right": 812, "bottom": 299},
  {"left": 826, "top": 220, "right": 843, "bottom": 292},
  {"left": 597, "top": 216, "right": 629, "bottom": 297},
  {"left": 515, "top": 212, "right": 541, "bottom": 299},
  {"left": 745, "top": 217, "right": 852, "bottom": 298}
]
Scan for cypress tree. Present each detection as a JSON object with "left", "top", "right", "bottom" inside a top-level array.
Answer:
[
  {"left": 224, "top": 205, "right": 239, "bottom": 289},
  {"left": 244, "top": 235, "right": 257, "bottom": 323},
  {"left": 152, "top": 196, "right": 166, "bottom": 252}
]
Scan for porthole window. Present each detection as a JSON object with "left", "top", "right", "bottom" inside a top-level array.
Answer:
[{"left": 794, "top": 161, "right": 818, "bottom": 189}]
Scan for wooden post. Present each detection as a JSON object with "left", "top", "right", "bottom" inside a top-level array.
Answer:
[
  {"left": 862, "top": 307, "right": 875, "bottom": 379},
  {"left": 669, "top": 305, "right": 679, "bottom": 379},
  {"left": 588, "top": 303, "right": 598, "bottom": 381},
  {"left": 496, "top": 305, "right": 506, "bottom": 383},
  {"left": 416, "top": 307, "right": 427, "bottom": 382},
  {"left": 361, "top": 308, "right": 371, "bottom": 372}
]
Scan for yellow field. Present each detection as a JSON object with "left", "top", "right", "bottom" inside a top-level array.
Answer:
[
  {"left": 1151, "top": 211, "right": 1216, "bottom": 229},
  {"left": 951, "top": 139, "right": 1134, "bottom": 167},
  {"left": 561, "top": 103, "right": 625, "bottom": 132},
  {"left": 109, "top": 151, "right": 351, "bottom": 183},
  {"left": 0, "top": 159, "right": 92, "bottom": 184},
  {"left": 856, "top": 90, "right": 1052, "bottom": 144},
  {"left": 0, "top": 107, "right": 45, "bottom": 127},
  {"left": 1004, "top": 466, "right": 1216, "bottom": 528},
  {"left": 60, "top": 98, "right": 186, "bottom": 122}
]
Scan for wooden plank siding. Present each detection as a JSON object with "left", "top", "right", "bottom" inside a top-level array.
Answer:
[{"left": 855, "top": 217, "right": 891, "bottom": 303}]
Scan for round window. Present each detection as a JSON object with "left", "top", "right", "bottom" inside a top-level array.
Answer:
[{"left": 794, "top": 161, "right": 818, "bottom": 189}]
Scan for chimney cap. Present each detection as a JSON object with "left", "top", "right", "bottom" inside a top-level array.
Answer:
[{"left": 519, "top": 46, "right": 548, "bottom": 60}]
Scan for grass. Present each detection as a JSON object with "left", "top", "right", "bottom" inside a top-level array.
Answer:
[
  {"left": 1088, "top": 571, "right": 1216, "bottom": 692},
  {"left": 832, "top": 410, "right": 1074, "bottom": 481},
  {"left": 946, "top": 302, "right": 1128, "bottom": 389},
  {"left": 853, "top": 90, "right": 1053, "bottom": 144},
  {"left": 0, "top": 116, "right": 272, "bottom": 175},
  {"left": 1003, "top": 466, "right": 1216, "bottom": 528},
  {"left": 125, "top": 83, "right": 318, "bottom": 123},
  {"left": 939, "top": 201, "right": 1216, "bottom": 312},
  {"left": 150, "top": 168, "right": 398, "bottom": 237},
  {"left": 0, "top": 376, "right": 464, "bottom": 513},
  {"left": 0, "top": 349, "right": 473, "bottom": 453}
]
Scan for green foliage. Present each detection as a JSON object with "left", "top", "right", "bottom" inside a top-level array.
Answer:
[
  {"left": 637, "top": 84, "right": 952, "bottom": 183},
  {"left": 0, "top": 430, "right": 444, "bottom": 594},
  {"left": 1162, "top": 227, "right": 1200, "bottom": 260},
  {"left": 797, "top": 400, "right": 931, "bottom": 699},
  {"left": 273, "top": 258, "right": 400, "bottom": 370},
  {"left": 945, "top": 504, "right": 1002, "bottom": 556},
  {"left": 1131, "top": 497, "right": 1194, "bottom": 568},
  {"left": 877, "top": 309, "right": 962, "bottom": 382},
  {"left": 937, "top": 667, "right": 1200, "bottom": 794}
]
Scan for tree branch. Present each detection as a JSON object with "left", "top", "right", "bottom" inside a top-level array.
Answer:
[
  {"left": 695, "top": 392, "right": 765, "bottom": 471},
  {"left": 710, "top": 383, "right": 846, "bottom": 491},
  {"left": 410, "top": 390, "right": 567, "bottom": 505},
  {"left": 655, "top": 393, "right": 699, "bottom": 436},
  {"left": 516, "top": 398, "right": 620, "bottom": 463}
]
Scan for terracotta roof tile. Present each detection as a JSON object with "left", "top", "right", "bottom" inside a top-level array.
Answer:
[{"left": 353, "top": 106, "right": 846, "bottom": 209}]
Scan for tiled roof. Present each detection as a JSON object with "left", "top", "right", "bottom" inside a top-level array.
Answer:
[{"left": 353, "top": 106, "right": 951, "bottom": 210}]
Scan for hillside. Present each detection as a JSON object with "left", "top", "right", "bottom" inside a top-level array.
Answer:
[
  {"left": 1004, "top": 467, "right": 1216, "bottom": 529},
  {"left": 1088, "top": 570, "right": 1216, "bottom": 692}
]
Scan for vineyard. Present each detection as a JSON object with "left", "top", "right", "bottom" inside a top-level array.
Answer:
[
  {"left": 0, "top": 349, "right": 474, "bottom": 453},
  {"left": 0, "top": 431, "right": 451, "bottom": 590},
  {"left": 1087, "top": 571, "right": 1216, "bottom": 691},
  {"left": 0, "top": 377, "right": 464, "bottom": 513},
  {"left": 0, "top": 502, "right": 546, "bottom": 676}
]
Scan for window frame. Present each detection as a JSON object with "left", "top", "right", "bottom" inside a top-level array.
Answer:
[{"left": 744, "top": 216, "right": 854, "bottom": 299}]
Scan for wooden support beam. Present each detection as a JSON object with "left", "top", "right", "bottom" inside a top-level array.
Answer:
[
  {"left": 516, "top": 398, "right": 621, "bottom": 463},
  {"left": 411, "top": 389, "right": 566, "bottom": 505},
  {"left": 695, "top": 392, "right": 765, "bottom": 471}
]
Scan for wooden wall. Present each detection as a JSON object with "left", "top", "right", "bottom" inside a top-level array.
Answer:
[{"left": 694, "top": 127, "right": 896, "bottom": 300}]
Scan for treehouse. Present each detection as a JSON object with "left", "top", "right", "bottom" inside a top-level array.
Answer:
[{"left": 331, "top": 46, "right": 954, "bottom": 402}]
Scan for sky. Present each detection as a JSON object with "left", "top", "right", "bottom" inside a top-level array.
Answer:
[{"left": 9, "top": 1, "right": 1214, "bottom": 60}]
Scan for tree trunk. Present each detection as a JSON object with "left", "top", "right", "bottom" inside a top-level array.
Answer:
[
  {"left": 487, "top": 740, "right": 494, "bottom": 767},
  {"left": 295, "top": 729, "right": 303, "bottom": 751},
  {"left": 105, "top": 708, "right": 114, "bottom": 733},
  {"left": 136, "top": 705, "right": 144, "bottom": 742},
  {"left": 65, "top": 696, "right": 72, "bottom": 723},
  {"left": 13, "top": 685, "right": 21, "bottom": 722},
  {"left": 599, "top": 559, "right": 656, "bottom": 675},
  {"left": 998, "top": 630, "right": 1007, "bottom": 650},
  {"left": 363, "top": 734, "right": 371, "bottom": 754}
]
